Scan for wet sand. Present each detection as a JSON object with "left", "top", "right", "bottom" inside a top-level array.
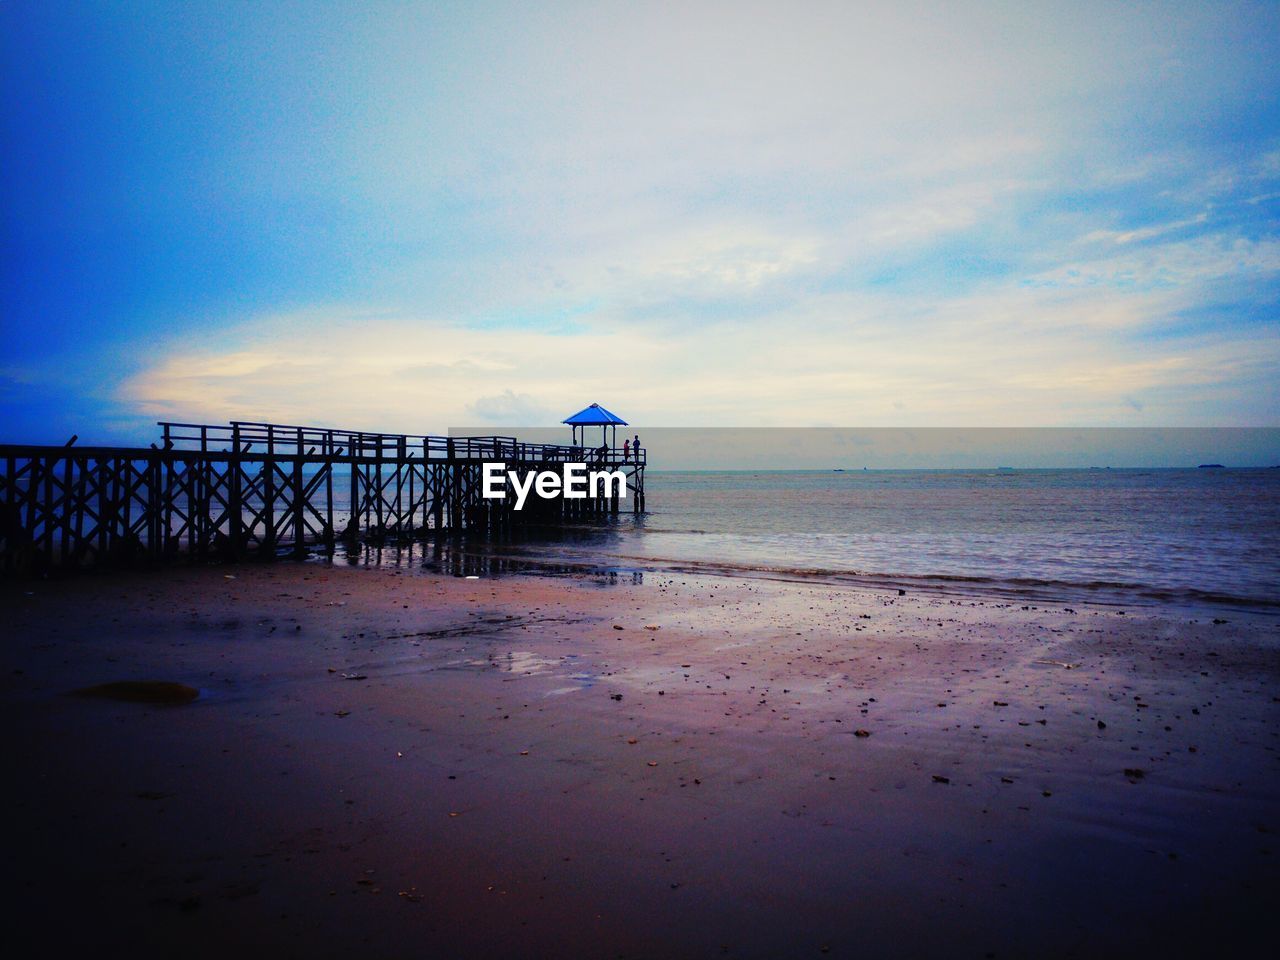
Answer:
[{"left": 4, "top": 562, "right": 1277, "bottom": 958}]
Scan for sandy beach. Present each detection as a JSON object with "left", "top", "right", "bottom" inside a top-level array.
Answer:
[{"left": 4, "top": 561, "right": 1277, "bottom": 958}]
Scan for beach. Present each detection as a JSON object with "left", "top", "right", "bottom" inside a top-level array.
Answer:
[
  {"left": 8, "top": 1, "right": 1280, "bottom": 955},
  {"left": 5, "top": 560, "right": 1276, "bottom": 958}
]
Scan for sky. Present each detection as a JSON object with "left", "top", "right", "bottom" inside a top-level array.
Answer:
[{"left": 2, "top": 0, "right": 1278, "bottom": 445}]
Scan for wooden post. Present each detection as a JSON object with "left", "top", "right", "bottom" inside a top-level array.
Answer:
[
  {"left": 432, "top": 463, "right": 443, "bottom": 531},
  {"left": 2, "top": 455, "right": 13, "bottom": 572},
  {"left": 97, "top": 457, "right": 109, "bottom": 557},
  {"left": 229, "top": 424, "right": 243, "bottom": 558},
  {"left": 349, "top": 437, "right": 360, "bottom": 540},
  {"left": 39, "top": 454, "right": 54, "bottom": 561},
  {"left": 446, "top": 438, "right": 457, "bottom": 531},
  {"left": 58, "top": 452, "right": 73, "bottom": 564},
  {"left": 325, "top": 456, "right": 334, "bottom": 544},
  {"left": 148, "top": 453, "right": 162, "bottom": 559},
  {"left": 292, "top": 461, "right": 305, "bottom": 557}
]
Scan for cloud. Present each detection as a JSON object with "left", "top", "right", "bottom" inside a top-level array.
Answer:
[
  {"left": 1080, "top": 214, "right": 1209, "bottom": 246},
  {"left": 6, "top": 1, "right": 1279, "bottom": 441},
  {"left": 465, "top": 390, "right": 551, "bottom": 424},
  {"left": 864, "top": 180, "right": 1024, "bottom": 245},
  {"left": 118, "top": 270, "right": 1280, "bottom": 431},
  {"left": 1028, "top": 236, "right": 1280, "bottom": 290}
]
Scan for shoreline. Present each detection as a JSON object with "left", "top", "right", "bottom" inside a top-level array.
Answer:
[
  {"left": 5, "top": 559, "right": 1278, "bottom": 957},
  {"left": 331, "top": 535, "right": 1280, "bottom": 615}
]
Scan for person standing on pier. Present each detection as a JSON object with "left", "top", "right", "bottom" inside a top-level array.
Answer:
[
  {"left": 633, "top": 434, "right": 640, "bottom": 458},
  {"left": 624, "top": 438, "right": 631, "bottom": 461}
]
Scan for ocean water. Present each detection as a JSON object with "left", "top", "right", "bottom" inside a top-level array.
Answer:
[{"left": 429, "top": 468, "right": 1280, "bottom": 610}]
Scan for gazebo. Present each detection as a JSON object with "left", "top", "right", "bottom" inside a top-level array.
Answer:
[{"left": 562, "top": 402, "right": 627, "bottom": 449}]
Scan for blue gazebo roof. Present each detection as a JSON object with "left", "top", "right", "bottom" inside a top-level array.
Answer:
[{"left": 562, "top": 403, "right": 628, "bottom": 426}]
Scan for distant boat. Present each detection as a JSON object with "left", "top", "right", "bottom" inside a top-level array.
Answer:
[
  {"left": 833, "top": 468, "right": 845, "bottom": 472},
  {"left": 1198, "top": 463, "right": 1226, "bottom": 469}
]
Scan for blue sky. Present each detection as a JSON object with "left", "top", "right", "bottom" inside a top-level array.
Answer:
[{"left": 2, "top": 0, "right": 1278, "bottom": 444}]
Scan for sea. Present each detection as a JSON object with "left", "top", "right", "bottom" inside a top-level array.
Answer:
[{"left": 354, "top": 467, "right": 1280, "bottom": 612}]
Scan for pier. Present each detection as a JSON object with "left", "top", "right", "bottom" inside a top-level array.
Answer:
[{"left": 0, "top": 419, "right": 646, "bottom": 573}]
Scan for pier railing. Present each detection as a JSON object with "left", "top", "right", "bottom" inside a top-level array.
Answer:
[
  {"left": 157, "top": 421, "right": 645, "bottom": 466},
  {"left": 0, "top": 420, "right": 646, "bottom": 573}
]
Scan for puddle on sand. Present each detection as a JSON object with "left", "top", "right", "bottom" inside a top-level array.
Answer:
[
  {"left": 461, "top": 650, "right": 563, "bottom": 674},
  {"left": 448, "top": 651, "right": 598, "bottom": 696},
  {"left": 544, "top": 673, "right": 597, "bottom": 696}
]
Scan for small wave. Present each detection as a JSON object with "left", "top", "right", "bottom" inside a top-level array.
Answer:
[
  {"left": 630, "top": 526, "right": 711, "bottom": 535},
  {"left": 350, "top": 532, "right": 1278, "bottom": 615}
]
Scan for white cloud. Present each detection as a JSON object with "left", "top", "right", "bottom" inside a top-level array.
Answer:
[
  {"left": 1029, "top": 235, "right": 1280, "bottom": 289},
  {"left": 119, "top": 272, "right": 1280, "bottom": 431},
  {"left": 1079, "top": 213, "right": 1208, "bottom": 246},
  {"left": 465, "top": 390, "right": 551, "bottom": 424}
]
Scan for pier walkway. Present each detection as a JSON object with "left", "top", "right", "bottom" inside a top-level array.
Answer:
[{"left": 0, "top": 420, "right": 646, "bottom": 573}]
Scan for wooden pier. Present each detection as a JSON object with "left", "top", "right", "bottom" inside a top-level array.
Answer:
[{"left": 0, "top": 420, "right": 646, "bottom": 574}]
